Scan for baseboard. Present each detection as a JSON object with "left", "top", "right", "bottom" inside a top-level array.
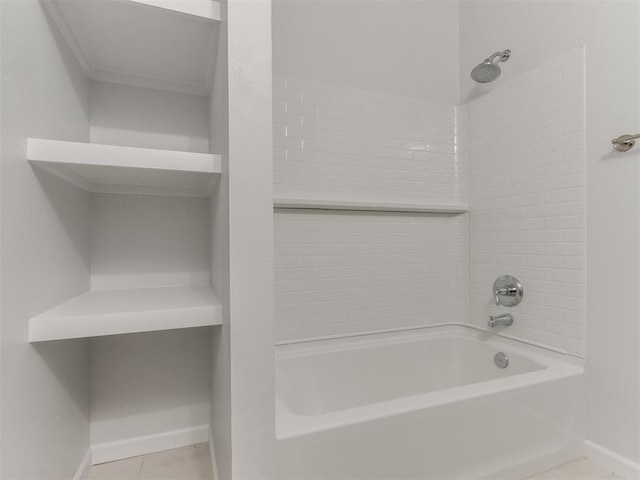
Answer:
[
  {"left": 73, "top": 449, "right": 93, "bottom": 480},
  {"left": 92, "top": 424, "right": 209, "bottom": 465},
  {"left": 208, "top": 425, "right": 219, "bottom": 480},
  {"left": 478, "top": 439, "right": 584, "bottom": 480},
  {"left": 586, "top": 440, "right": 640, "bottom": 479}
]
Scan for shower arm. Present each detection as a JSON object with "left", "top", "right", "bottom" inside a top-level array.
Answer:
[{"left": 487, "top": 50, "right": 511, "bottom": 64}]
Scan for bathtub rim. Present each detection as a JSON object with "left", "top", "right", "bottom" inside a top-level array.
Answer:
[
  {"left": 276, "top": 323, "right": 584, "bottom": 440},
  {"left": 277, "top": 321, "right": 582, "bottom": 359}
]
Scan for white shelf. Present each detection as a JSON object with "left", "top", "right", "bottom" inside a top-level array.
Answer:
[
  {"left": 129, "top": 0, "right": 220, "bottom": 20},
  {"left": 273, "top": 197, "right": 468, "bottom": 214},
  {"left": 29, "top": 285, "right": 221, "bottom": 342},
  {"left": 43, "top": 0, "right": 220, "bottom": 96},
  {"left": 28, "top": 138, "right": 221, "bottom": 197}
]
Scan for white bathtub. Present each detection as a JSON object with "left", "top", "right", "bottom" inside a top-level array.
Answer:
[{"left": 276, "top": 324, "right": 585, "bottom": 480}]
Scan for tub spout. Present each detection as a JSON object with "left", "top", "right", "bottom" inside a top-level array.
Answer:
[{"left": 488, "top": 313, "right": 513, "bottom": 328}]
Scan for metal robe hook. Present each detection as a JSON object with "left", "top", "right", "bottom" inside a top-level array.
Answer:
[{"left": 612, "top": 133, "right": 640, "bottom": 152}]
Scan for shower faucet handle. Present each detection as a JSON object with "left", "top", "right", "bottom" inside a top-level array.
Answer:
[
  {"left": 493, "top": 275, "right": 523, "bottom": 307},
  {"left": 494, "top": 286, "right": 518, "bottom": 304}
]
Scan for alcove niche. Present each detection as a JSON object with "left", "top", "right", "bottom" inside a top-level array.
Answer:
[{"left": 28, "top": 0, "right": 225, "bottom": 463}]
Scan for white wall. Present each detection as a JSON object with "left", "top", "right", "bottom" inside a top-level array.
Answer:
[
  {"left": 209, "top": 1, "right": 232, "bottom": 477},
  {"left": 459, "top": 1, "right": 595, "bottom": 103},
  {"left": 210, "top": 1, "right": 275, "bottom": 478},
  {"left": 227, "top": 0, "right": 275, "bottom": 476},
  {"left": 89, "top": 80, "right": 210, "bottom": 153},
  {"left": 467, "top": 48, "right": 586, "bottom": 357},
  {"left": 90, "top": 193, "right": 210, "bottom": 290},
  {"left": 461, "top": 0, "right": 640, "bottom": 467},
  {"left": 88, "top": 193, "right": 212, "bottom": 459},
  {"left": 272, "top": 0, "right": 460, "bottom": 104},
  {"left": 90, "top": 328, "right": 212, "bottom": 463},
  {"left": 0, "top": 0, "right": 91, "bottom": 477}
]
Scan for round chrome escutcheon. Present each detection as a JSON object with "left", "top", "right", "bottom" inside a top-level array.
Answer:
[{"left": 494, "top": 352, "right": 509, "bottom": 369}]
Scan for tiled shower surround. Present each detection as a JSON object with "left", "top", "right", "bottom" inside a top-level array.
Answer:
[
  {"left": 273, "top": 77, "right": 469, "bottom": 342},
  {"left": 273, "top": 76, "right": 466, "bottom": 205},
  {"left": 467, "top": 48, "right": 586, "bottom": 356},
  {"left": 275, "top": 210, "right": 468, "bottom": 341},
  {"left": 274, "top": 48, "right": 585, "bottom": 356}
]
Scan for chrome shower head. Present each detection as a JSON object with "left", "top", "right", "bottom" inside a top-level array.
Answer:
[{"left": 471, "top": 49, "right": 511, "bottom": 83}]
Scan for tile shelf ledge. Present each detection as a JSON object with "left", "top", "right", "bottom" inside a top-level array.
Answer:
[{"left": 273, "top": 197, "right": 468, "bottom": 214}]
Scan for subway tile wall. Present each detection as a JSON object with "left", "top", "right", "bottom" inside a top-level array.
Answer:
[
  {"left": 467, "top": 48, "right": 586, "bottom": 356},
  {"left": 275, "top": 210, "right": 468, "bottom": 342},
  {"left": 274, "top": 49, "right": 585, "bottom": 353},
  {"left": 273, "top": 76, "right": 467, "bottom": 205},
  {"left": 273, "top": 78, "right": 469, "bottom": 341}
]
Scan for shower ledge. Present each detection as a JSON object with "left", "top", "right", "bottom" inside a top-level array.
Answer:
[
  {"left": 273, "top": 197, "right": 468, "bottom": 214},
  {"left": 29, "top": 285, "right": 222, "bottom": 342},
  {"left": 27, "top": 138, "right": 221, "bottom": 197}
]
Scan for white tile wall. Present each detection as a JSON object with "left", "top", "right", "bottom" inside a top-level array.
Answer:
[
  {"left": 467, "top": 48, "right": 586, "bottom": 356},
  {"left": 274, "top": 50, "right": 585, "bottom": 353},
  {"left": 275, "top": 210, "right": 468, "bottom": 341},
  {"left": 274, "top": 77, "right": 468, "bottom": 342},
  {"left": 273, "top": 76, "right": 466, "bottom": 205}
]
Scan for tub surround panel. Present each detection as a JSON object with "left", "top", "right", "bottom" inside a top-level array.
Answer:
[
  {"left": 273, "top": 76, "right": 467, "bottom": 206},
  {"left": 273, "top": 51, "right": 586, "bottom": 357},
  {"left": 273, "top": 78, "right": 469, "bottom": 344},
  {"left": 275, "top": 210, "right": 468, "bottom": 342},
  {"left": 468, "top": 48, "right": 586, "bottom": 357}
]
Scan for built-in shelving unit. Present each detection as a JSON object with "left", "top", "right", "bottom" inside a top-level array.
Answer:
[
  {"left": 28, "top": 138, "right": 221, "bottom": 197},
  {"left": 273, "top": 197, "right": 468, "bottom": 214},
  {"left": 42, "top": 0, "right": 220, "bottom": 95},
  {"left": 15, "top": 0, "right": 232, "bottom": 466},
  {"left": 29, "top": 285, "right": 221, "bottom": 342}
]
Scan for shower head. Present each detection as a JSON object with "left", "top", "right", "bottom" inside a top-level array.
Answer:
[{"left": 471, "top": 49, "right": 511, "bottom": 83}]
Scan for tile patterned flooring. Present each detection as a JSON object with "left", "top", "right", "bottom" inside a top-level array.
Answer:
[
  {"left": 87, "top": 444, "right": 213, "bottom": 480},
  {"left": 87, "top": 446, "right": 622, "bottom": 480},
  {"left": 525, "top": 459, "right": 623, "bottom": 480}
]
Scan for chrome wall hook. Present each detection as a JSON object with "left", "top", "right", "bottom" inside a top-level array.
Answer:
[{"left": 612, "top": 133, "right": 640, "bottom": 152}]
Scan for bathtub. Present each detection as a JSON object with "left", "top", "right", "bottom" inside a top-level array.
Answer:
[{"left": 276, "top": 324, "right": 585, "bottom": 480}]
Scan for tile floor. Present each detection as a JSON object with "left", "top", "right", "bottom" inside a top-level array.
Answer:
[
  {"left": 525, "top": 458, "right": 622, "bottom": 480},
  {"left": 87, "top": 443, "right": 213, "bottom": 480},
  {"left": 87, "top": 446, "right": 622, "bottom": 480}
]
